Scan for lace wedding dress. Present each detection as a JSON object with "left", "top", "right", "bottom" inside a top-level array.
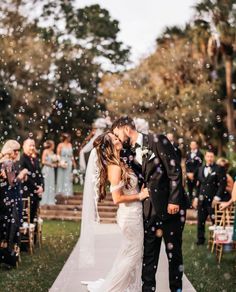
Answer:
[{"left": 85, "top": 173, "right": 144, "bottom": 292}]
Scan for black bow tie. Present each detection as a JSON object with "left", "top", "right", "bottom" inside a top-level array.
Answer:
[{"left": 205, "top": 165, "right": 213, "bottom": 168}]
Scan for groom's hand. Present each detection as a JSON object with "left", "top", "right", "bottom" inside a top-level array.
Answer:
[{"left": 167, "top": 204, "right": 180, "bottom": 214}]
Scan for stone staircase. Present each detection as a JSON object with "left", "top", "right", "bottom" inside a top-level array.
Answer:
[
  {"left": 40, "top": 191, "right": 198, "bottom": 224},
  {"left": 40, "top": 192, "right": 118, "bottom": 223}
]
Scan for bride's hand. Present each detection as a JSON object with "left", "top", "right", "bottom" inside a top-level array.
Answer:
[{"left": 138, "top": 187, "right": 149, "bottom": 201}]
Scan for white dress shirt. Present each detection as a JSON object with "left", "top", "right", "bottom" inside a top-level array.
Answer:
[{"left": 135, "top": 133, "right": 143, "bottom": 165}]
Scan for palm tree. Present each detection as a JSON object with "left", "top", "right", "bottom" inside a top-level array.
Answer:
[{"left": 195, "top": 0, "right": 236, "bottom": 137}]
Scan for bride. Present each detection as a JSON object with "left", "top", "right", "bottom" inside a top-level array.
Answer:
[{"left": 83, "top": 131, "right": 149, "bottom": 292}]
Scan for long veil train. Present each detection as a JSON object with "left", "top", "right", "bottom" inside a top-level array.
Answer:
[{"left": 78, "top": 148, "right": 100, "bottom": 268}]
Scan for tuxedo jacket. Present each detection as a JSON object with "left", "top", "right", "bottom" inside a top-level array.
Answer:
[
  {"left": 185, "top": 150, "right": 203, "bottom": 174},
  {"left": 120, "top": 145, "right": 144, "bottom": 189},
  {"left": 195, "top": 163, "right": 227, "bottom": 202},
  {"left": 141, "top": 134, "right": 184, "bottom": 220},
  {"left": 19, "top": 153, "right": 44, "bottom": 197}
]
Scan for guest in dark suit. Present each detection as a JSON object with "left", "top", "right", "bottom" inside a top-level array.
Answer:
[
  {"left": 192, "top": 149, "right": 227, "bottom": 245},
  {"left": 112, "top": 117, "right": 185, "bottom": 292},
  {"left": 19, "top": 138, "right": 44, "bottom": 223},
  {"left": 185, "top": 141, "right": 203, "bottom": 203}
]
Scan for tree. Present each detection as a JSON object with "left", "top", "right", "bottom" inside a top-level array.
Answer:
[
  {"left": 100, "top": 24, "right": 227, "bottom": 152},
  {"left": 0, "top": 0, "right": 130, "bottom": 145},
  {"left": 195, "top": 0, "right": 236, "bottom": 138}
]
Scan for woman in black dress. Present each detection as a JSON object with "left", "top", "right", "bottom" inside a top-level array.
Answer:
[{"left": 0, "top": 140, "right": 27, "bottom": 266}]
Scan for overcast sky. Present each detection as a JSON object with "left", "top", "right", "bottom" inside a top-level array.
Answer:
[{"left": 75, "top": 0, "right": 197, "bottom": 63}]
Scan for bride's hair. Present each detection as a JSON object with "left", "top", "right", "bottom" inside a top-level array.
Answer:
[{"left": 94, "top": 131, "right": 131, "bottom": 202}]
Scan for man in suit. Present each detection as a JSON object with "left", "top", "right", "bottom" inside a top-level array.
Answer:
[
  {"left": 185, "top": 141, "right": 203, "bottom": 204},
  {"left": 19, "top": 138, "right": 44, "bottom": 223},
  {"left": 112, "top": 116, "right": 185, "bottom": 292},
  {"left": 192, "top": 149, "right": 227, "bottom": 245}
]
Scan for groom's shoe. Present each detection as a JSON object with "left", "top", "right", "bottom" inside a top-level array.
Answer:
[{"left": 195, "top": 241, "right": 205, "bottom": 246}]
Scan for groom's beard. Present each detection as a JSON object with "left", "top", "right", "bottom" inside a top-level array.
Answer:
[{"left": 122, "top": 137, "right": 131, "bottom": 149}]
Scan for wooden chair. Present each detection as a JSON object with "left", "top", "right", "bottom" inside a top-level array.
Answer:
[
  {"left": 34, "top": 206, "right": 43, "bottom": 249},
  {"left": 208, "top": 202, "right": 225, "bottom": 252},
  {"left": 19, "top": 197, "right": 35, "bottom": 255},
  {"left": 215, "top": 204, "right": 235, "bottom": 263}
]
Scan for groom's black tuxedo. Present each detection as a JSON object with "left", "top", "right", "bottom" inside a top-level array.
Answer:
[
  {"left": 141, "top": 134, "right": 185, "bottom": 220},
  {"left": 121, "top": 133, "right": 185, "bottom": 292}
]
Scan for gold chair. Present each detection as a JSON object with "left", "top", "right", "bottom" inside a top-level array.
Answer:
[
  {"left": 215, "top": 204, "right": 235, "bottom": 263},
  {"left": 34, "top": 206, "right": 43, "bottom": 249},
  {"left": 19, "top": 197, "right": 35, "bottom": 255},
  {"left": 208, "top": 202, "right": 225, "bottom": 253}
]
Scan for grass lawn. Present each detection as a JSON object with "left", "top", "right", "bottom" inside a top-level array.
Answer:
[
  {"left": 183, "top": 224, "right": 236, "bottom": 292},
  {"left": 1, "top": 221, "right": 235, "bottom": 292},
  {"left": 0, "top": 220, "right": 80, "bottom": 292}
]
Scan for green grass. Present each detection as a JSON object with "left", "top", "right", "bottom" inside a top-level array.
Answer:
[
  {"left": 0, "top": 220, "right": 80, "bottom": 292},
  {"left": 1, "top": 221, "right": 235, "bottom": 292},
  {"left": 183, "top": 224, "right": 236, "bottom": 292}
]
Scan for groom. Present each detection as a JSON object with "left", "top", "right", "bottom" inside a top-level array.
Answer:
[{"left": 112, "top": 116, "right": 186, "bottom": 292}]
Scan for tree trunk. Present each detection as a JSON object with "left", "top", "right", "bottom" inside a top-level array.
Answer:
[{"left": 225, "top": 57, "right": 235, "bottom": 137}]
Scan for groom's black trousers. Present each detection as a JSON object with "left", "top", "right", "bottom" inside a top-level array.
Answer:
[{"left": 142, "top": 213, "right": 185, "bottom": 292}]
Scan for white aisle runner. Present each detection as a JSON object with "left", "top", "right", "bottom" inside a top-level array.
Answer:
[{"left": 50, "top": 224, "right": 196, "bottom": 292}]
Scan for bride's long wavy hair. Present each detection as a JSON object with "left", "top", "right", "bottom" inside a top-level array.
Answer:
[{"left": 94, "top": 131, "right": 131, "bottom": 202}]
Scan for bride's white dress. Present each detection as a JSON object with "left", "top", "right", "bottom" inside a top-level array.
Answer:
[{"left": 85, "top": 173, "right": 144, "bottom": 292}]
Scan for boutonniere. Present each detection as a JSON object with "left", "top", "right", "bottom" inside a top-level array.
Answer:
[{"left": 141, "top": 146, "right": 151, "bottom": 157}]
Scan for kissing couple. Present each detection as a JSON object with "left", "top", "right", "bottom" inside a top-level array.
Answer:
[{"left": 82, "top": 116, "right": 186, "bottom": 292}]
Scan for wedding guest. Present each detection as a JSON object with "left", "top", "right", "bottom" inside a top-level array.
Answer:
[
  {"left": 0, "top": 140, "right": 28, "bottom": 254},
  {"left": 56, "top": 133, "right": 75, "bottom": 196},
  {"left": 41, "top": 140, "right": 57, "bottom": 206},
  {"left": 19, "top": 138, "right": 44, "bottom": 223},
  {"left": 185, "top": 141, "right": 203, "bottom": 203},
  {"left": 79, "top": 117, "right": 111, "bottom": 173},
  {"left": 193, "top": 149, "right": 227, "bottom": 245},
  {"left": 216, "top": 157, "right": 234, "bottom": 201}
]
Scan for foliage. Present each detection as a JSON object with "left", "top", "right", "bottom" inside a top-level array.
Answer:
[
  {"left": 0, "top": 0, "right": 130, "bottom": 146},
  {"left": 100, "top": 24, "right": 228, "bottom": 151}
]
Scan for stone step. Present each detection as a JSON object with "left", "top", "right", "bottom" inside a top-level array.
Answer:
[
  {"left": 40, "top": 214, "right": 116, "bottom": 224},
  {"left": 40, "top": 209, "right": 116, "bottom": 219},
  {"left": 41, "top": 204, "right": 118, "bottom": 212},
  {"left": 56, "top": 199, "right": 115, "bottom": 207},
  {"left": 56, "top": 194, "right": 114, "bottom": 202}
]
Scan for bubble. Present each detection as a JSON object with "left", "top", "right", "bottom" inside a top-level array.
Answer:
[
  {"left": 224, "top": 273, "right": 231, "bottom": 280},
  {"left": 167, "top": 242, "right": 174, "bottom": 250},
  {"left": 180, "top": 209, "right": 185, "bottom": 215},
  {"left": 156, "top": 229, "right": 163, "bottom": 237}
]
